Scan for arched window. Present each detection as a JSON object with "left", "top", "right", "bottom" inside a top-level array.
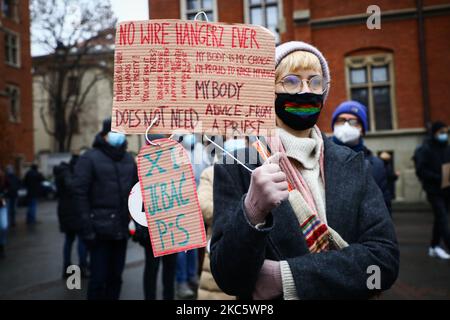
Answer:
[{"left": 345, "top": 52, "right": 397, "bottom": 131}]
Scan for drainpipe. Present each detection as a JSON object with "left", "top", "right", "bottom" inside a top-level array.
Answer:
[{"left": 416, "top": 0, "right": 431, "bottom": 132}]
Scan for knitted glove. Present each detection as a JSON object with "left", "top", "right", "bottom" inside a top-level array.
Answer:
[
  {"left": 244, "top": 152, "right": 289, "bottom": 225},
  {"left": 252, "top": 259, "right": 283, "bottom": 300}
]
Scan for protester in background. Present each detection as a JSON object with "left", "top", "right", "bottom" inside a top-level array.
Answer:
[
  {"left": 174, "top": 134, "right": 210, "bottom": 299},
  {"left": 210, "top": 41, "right": 399, "bottom": 299},
  {"left": 415, "top": 121, "right": 450, "bottom": 260},
  {"left": 180, "top": 134, "right": 213, "bottom": 184},
  {"left": 197, "top": 145, "right": 235, "bottom": 300},
  {"left": 4, "top": 165, "right": 20, "bottom": 227},
  {"left": 331, "top": 101, "right": 391, "bottom": 214},
  {"left": 379, "top": 151, "right": 399, "bottom": 215},
  {"left": 132, "top": 133, "right": 177, "bottom": 300},
  {"left": 23, "top": 164, "right": 44, "bottom": 225},
  {"left": 73, "top": 118, "right": 138, "bottom": 300},
  {"left": 223, "top": 137, "right": 247, "bottom": 155},
  {"left": 54, "top": 154, "right": 89, "bottom": 278},
  {"left": 0, "top": 168, "right": 8, "bottom": 258},
  {"left": 134, "top": 222, "right": 177, "bottom": 300}
]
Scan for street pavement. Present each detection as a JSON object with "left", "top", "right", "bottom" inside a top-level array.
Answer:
[
  {"left": 0, "top": 200, "right": 146, "bottom": 300},
  {"left": 0, "top": 200, "right": 449, "bottom": 300}
]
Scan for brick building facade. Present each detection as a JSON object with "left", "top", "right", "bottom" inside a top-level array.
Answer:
[
  {"left": 148, "top": 0, "right": 450, "bottom": 202},
  {"left": 0, "top": 0, "right": 33, "bottom": 176}
]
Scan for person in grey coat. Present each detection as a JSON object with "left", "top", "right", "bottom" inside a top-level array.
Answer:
[{"left": 210, "top": 41, "right": 399, "bottom": 300}]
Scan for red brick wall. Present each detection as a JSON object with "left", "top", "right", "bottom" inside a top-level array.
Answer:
[
  {"left": 149, "top": 0, "right": 180, "bottom": 19},
  {"left": 218, "top": 0, "right": 244, "bottom": 23},
  {"left": 0, "top": 0, "right": 34, "bottom": 167},
  {"left": 308, "top": 0, "right": 415, "bottom": 20},
  {"left": 425, "top": 14, "right": 450, "bottom": 122},
  {"left": 314, "top": 19, "right": 425, "bottom": 131}
]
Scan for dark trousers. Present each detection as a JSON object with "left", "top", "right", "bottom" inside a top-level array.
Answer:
[
  {"left": 87, "top": 239, "right": 127, "bottom": 300},
  {"left": 428, "top": 194, "right": 450, "bottom": 250},
  {"left": 143, "top": 244, "right": 177, "bottom": 300},
  {"left": 63, "top": 232, "right": 88, "bottom": 270},
  {"left": 26, "top": 198, "right": 37, "bottom": 224},
  {"left": 176, "top": 249, "right": 198, "bottom": 283}
]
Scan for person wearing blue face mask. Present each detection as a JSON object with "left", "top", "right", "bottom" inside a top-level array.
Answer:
[
  {"left": 415, "top": 121, "right": 450, "bottom": 260},
  {"left": 73, "top": 117, "right": 138, "bottom": 299},
  {"left": 106, "top": 131, "right": 127, "bottom": 148}
]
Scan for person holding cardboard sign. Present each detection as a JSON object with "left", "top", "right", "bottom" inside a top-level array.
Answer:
[
  {"left": 415, "top": 121, "right": 450, "bottom": 259},
  {"left": 210, "top": 41, "right": 399, "bottom": 300}
]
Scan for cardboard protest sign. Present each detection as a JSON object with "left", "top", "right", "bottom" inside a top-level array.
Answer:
[
  {"left": 112, "top": 19, "right": 276, "bottom": 136},
  {"left": 137, "top": 138, "right": 206, "bottom": 256},
  {"left": 442, "top": 163, "right": 450, "bottom": 189}
]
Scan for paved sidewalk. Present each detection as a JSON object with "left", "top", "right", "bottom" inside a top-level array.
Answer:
[{"left": 0, "top": 200, "right": 146, "bottom": 300}]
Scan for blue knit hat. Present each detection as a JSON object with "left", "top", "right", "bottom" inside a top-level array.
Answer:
[{"left": 331, "top": 101, "right": 368, "bottom": 134}]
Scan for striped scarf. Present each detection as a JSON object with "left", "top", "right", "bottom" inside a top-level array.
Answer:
[{"left": 266, "top": 126, "right": 331, "bottom": 253}]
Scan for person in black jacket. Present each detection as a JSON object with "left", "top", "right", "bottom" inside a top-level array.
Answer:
[
  {"left": 415, "top": 121, "right": 450, "bottom": 259},
  {"left": 54, "top": 155, "right": 89, "bottom": 278},
  {"left": 23, "top": 164, "right": 44, "bottom": 225},
  {"left": 379, "top": 151, "right": 399, "bottom": 212},
  {"left": 4, "top": 165, "right": 20, "bottom": 227},
  {"left": 331, "top": 101, "right": 391, "bottom": 214},
  {"left": 133, "top": 222, "right": 177, "bottom": 300},
  {"left": 73, "top": 118, "right": 138, "bottom": 300}
]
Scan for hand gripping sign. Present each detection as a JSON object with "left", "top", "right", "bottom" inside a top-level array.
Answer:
[
  {"left": 112, "top": 19, "right": 276, "bottom": 137},
  {"left": 131, "top": 137, "right": 206, "bottom": 257}
]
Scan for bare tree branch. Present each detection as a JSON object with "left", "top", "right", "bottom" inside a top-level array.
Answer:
[
  {"left": 39, "top": 106, "right": 56, "bottom": 136},
  {"left": 31, "top": 0, "right": 117, "bottom": 152}
]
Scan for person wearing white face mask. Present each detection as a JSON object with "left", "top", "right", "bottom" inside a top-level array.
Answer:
[
  {"left": 415, "top": 121, "right": 450, "bottom": 260},
  {"left": 331, "top": 101, "right": 391, "bottom": 214}
]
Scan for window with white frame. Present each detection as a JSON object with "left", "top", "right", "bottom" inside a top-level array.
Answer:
[
  {"left": 346, "top": 53, "right": 396, "bottom": 131},
  {"left": 4, "top": 30, "right": 20, "bottom": 66},
  {"left": 5, "top": 84, "right": 20, "bottom": 123},
  {"left": 247, "top": 0, "right": 279, "bottom": 43},
  {"left": 182, "top": 0, "right": 216, "bottom": 21}
]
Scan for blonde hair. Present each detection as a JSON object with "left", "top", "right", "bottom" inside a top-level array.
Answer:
[{"left": 275, "top": 51, "right": 322, "bottom": 83}]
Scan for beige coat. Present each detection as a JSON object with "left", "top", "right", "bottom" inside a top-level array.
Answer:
[{"left": 197, "top": 166, "right": 235, "bottom": 300}]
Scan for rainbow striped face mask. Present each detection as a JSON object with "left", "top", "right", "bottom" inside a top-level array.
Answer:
[{"left": 275, "top": 92, "right": 324, "bottom": 130}]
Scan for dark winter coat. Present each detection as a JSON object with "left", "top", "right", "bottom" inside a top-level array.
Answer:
[
  {"left": 23, "top": 168, "right": 44, "bottom": 198},
  {"left": 210, "top": 133, "right": 399, "bottom": 300},
  {"left": 73, "top": 134, "right": 138, "bottom": 241},
  {"left": 332, "top": 137, "right": 390, "bottom": 208},
  {"left": 54, "top": 161, "right": 81, "bottom": 233},
  {"left": 133, "top": 221, "right": 150, "bottom": 247},
  {"left": 383, "top": 161, "right": 398, "bottom": 201},
  {"left": 363, "top": 146, "right": 390, "bottom": 206},
  {"left": 5, "top": 172, "right": 20, "bottom": 198},
  {"left": 415, "top": 137, "right": 450, "bottom": 196}
]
